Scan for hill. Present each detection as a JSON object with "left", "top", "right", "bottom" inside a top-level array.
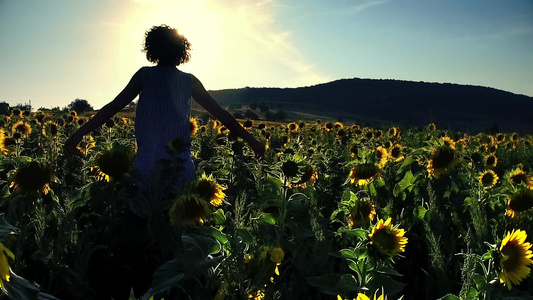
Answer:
[{"left": 203, "top": 78, "right": 533, "bottom": 133}]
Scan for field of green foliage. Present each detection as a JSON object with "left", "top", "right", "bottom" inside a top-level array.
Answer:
[{"left": 0, "top": 109, "right": 532, "bottom": 300}]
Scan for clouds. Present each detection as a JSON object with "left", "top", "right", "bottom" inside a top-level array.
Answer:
[{"left": 200, "top": 0, "right": 331, "bottom": 88}]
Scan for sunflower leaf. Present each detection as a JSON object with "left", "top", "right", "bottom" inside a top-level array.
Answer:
[
  {"left": 337, "top": 228, "right": 367, "bottom": 240},
  {"left": 396, "top": 156, "right": 414, "bottom": 175},
  {"left": 0, "top": 214, "right": 19, "bottom": 241},
  {"left": 267, "top": 174, "right": 282, "bottom": 191},
  {"left": 212, "top": 208, "right": 226, "bottom": 225},
  {"left": 414, "top": 206, "right": 427, "bottom": 220},
  {"left": 334, "top": 274, "right": 359, "bottom": 293},
  {"left": 195, "top": 226, "right": 228, "bottom": 246},
  {"left": 259, "top": 213, "right": 277, "bottom": 225},
  {"left": 306, "top": 274, "right": 344, "bottom": 295},
  {"left": 436, "top": 295, "right": 460, "bottom": 300},
  {"left": 2, "top": 270, "right": 40, "bottom": 300}
]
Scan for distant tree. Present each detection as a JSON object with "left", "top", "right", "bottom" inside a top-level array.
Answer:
[
  {"left": 122, "top": 101, "right": 137, "bottom": 112},
  {"left": 265, "top": 110, "right": 287, "bottom": 121},
  {"left": 0, "top": 102, "right": 10, "bottom": 115},
  {"left": 244, "top": 109, "right": 259, "bottom": 120},
  {"left": 233, "top": 111, "right": 244, "bottom": 119},
  {"left": 249, "top": 102, "right": 258, "bottom": 110},
  {"left": 264, "top": 111, "right": 276, "bottom": 121},
  {"left": 274, "top": 110, "right": 287, "bottom": 121},
  {"left": 13, "top": 103, "right": 31, "bottom": 111},
  {"left": 258, "top": 104, "right": 269, "bottom": 113},
  {"left": 229, "top": 103, "right": 242, "bottom": 110},
  {"left": 68, "top": 98, "right": 93, "bottom": 114}
]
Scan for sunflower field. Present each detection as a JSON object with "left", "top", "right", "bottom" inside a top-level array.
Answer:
[{"left": 0, "top": 108, "right": 532, "bottom": 300}]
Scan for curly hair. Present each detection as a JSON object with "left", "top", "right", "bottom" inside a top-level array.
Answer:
[{"left": 142, "top": 25, "right": 191, "bottom": 65}]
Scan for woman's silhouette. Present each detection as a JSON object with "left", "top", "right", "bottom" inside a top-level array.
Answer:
[
  {"left": 63, "top": 24, "right": 265, "bottom": 299},
  {"left": 64, "top": 24, "right": 265, "bottom": 183}
]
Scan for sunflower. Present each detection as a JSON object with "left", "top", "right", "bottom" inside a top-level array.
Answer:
[
  {"left": 190, "top": 117, "right": 198, "bottom": 135},
  {"left": 256, "top": 246, "right": 284, "bottom": 279},
  {"left": 441, "top": 136, "right": 456, "bottom": 149},
  {"left": 77, "top": 135, "right": 95, "bottom": 155},
  {"left": 349, "top": 163, "right": 381, "bottom": 186},
  {"left": 194, "top": 173, "right": 226, "bottom": 207},
  {"left": 0, "top": 243, "right": 14, "bottom": 289},
  {"left": 218, "top": 126, "right": 228, "bottom": 134},
  {"left": 93, "top": 149, "right": 130, "bottom": 181},
  {"left": 249, "top": 290, "right": 265, "bottom": 300},
  {"left": 10, "top": 161, "right": 53, "bottom": 194},
  {"left": 506, "top": 189, "right": 533, "bottom": 218},
  {"left": 287, "top": 122, "right": 298, "bottom": 132},
  {"left": 207, "top": 119, "right": 220, "bottom": 129},
  {"left": 70, "top": 110, "right": 78, "bottom": 119},
  {"left": 374, "top": 146, "right": 389, "bottom": 169},
  {"left": 507, "top": 168, "right": 533, "bottom": 188},
  {"left": 427, "top": 123, "right": 436, "bottom": 132},
  {"left": 167, "top": 136, "right": 186, "bottom": 152},
  {"left": 169, "top": 191, "right": 211, "bottom": 227},
  {"left": 388, "top": 127, "right": 400, "bottom": 138},
  {"left": 269, "top": 247, "right": 284, "bottom": 275},
  {"left": 485, "top": 154, "right": 498, "bottom": 168},
  {"left": 495, "top": 133, "right": 506, "bottom": 144},
  {"left": 369, "top": 218, "right": 408, "bottom": 257},
  {"left": 11, "top": 109, "right": 22, "bottom": 118},
  {"left": 340, "top": 289, "right": 388, "bottom": 300},
  {"left": 242, "top": 119, "right": 253, "bottom": 129},
  {"left": 0, "top": 130, "right": 8, "bottom": 154},
  {"left": 42, "top": 121, "right": 59, "bottom": 137},
  {"left": 364, "top": 130, "right": 373, "bottom": 139},
  {"left": 11, "top": 121, "right": 31, "bottom": 137},
  {"left": 334, "top": 121, "right": 344, "bottom": 129},
  {"left": 324, "top": 122, "right": 334, "bottom": 131},
  {"left": 499, "top": 229, "right": 533, "bottom": 290},
  {"left": 348, "top": 197, "right": 376, "bottom": 228},
  {"left": 349, "top": 143, "right": 360, "bottom": 158},
  {"left": 34, "top": 111, "right": 45, "bottom": 124},
  {"left": 389, "top": 144, "right": 404, "bottom": 162},
  {"left": 479, "top": 170, "right": 499, "bottom": 188},
  {"left": 282, "top": 159, "right": 300, "bottom": 178},
  {"left": 427, "top": 145, "right": 455, "bottom": 179},
  {"left": 291, "top": 164, "right": 318, "bottom": 189}
]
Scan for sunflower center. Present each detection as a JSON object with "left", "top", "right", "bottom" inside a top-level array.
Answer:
[
  {"left": 372, "top": 229, "right": 396, "bottom": 252},
  {"left": 282, "top": 160, "right": 299, "bottom": 178},
  {"left": 196, "top": 180, "right": 216, "bottom": 199},
  {"left": 183, "top": 197, "right": 208, "bottom": 220},
  {"left": 354, "top": 164, "right": 379, "bottom": 179},
  {"left": 501, "top": 242, "right": 521, "bottom": 271},
  {"left": 391, "top": 147, "right": 401, "bottom": 158},
  {"left": 481, "top": 173, "right": 495, "bottom": 185},
  {"left": 509, "top": 190, "right": 533, "bottom": 213},
  {"left": 432, "top": 147, "right": 455, "bottom": 169},
  {"left": 351, "top": 201, "right": 373, "bottom": 223},
  {"left": 511, "top": 173, "right": 528, "bottom": 185}
]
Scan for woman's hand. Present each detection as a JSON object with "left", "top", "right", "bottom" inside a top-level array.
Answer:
[
  {"left": 63, "top": 134, "right": 82, "bottom": 157},
  {"left": 248, "top": 138, "right": 266, "bottom": 159}
]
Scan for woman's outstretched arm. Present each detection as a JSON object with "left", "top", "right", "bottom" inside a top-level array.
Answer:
[
  {"left": 191, "top": 75, "right": 265, "bottom": 159},
  {"left": 63, "top": 68, "right": 142, "bottom": 156}
]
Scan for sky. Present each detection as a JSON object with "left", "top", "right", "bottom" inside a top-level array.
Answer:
[{"left": 0, "top": 0, "right": 532, "bottom": 110}]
